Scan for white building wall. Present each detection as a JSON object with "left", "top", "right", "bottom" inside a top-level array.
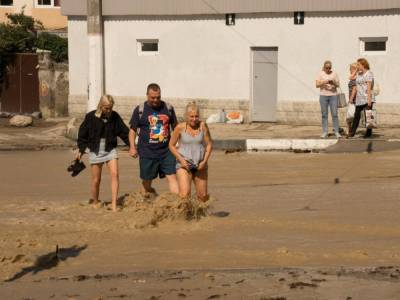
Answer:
[
  {"left": 101, "top": 11, "right": 400, "bottom": 102},
  {"left": 68, "top": 10, "right": 400, "bottom": 123},
  {"left": 68, "top": 18, "right": 88, "bottom": 95},
  {"left": 68, "top": 18, "right": 89, "bottom": 115},
  {"left": 103, "top": 16, "right": 249, "bottom": 100}
]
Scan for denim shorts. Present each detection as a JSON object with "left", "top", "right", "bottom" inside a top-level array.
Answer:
[{"left": 139, "top": 152, "right": 176, "bottom": 180}]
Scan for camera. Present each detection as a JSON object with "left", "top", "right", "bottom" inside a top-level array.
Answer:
[{"left": 188, "top": 162, "right": 198, "bottom": 174}]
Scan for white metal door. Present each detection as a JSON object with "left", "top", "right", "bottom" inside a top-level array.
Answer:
[{"left": 252, "top": 47, "right": 278, "bottom": 122}]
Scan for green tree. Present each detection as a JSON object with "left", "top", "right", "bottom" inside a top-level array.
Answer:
[
  {"left": 36, "top": 32, "right": 68, "bottom": 62},
  {"left": 0, "top": 9, "right": 68, "bottom": 90}
]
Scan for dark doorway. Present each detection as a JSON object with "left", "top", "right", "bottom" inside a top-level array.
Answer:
[{"left": 1, "top": 53, "right": 39, "bottom": 114}]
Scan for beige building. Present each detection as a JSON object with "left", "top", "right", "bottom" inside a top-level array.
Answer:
[{"left": 0, "top": 0, "right": 66, "bottom": 29}]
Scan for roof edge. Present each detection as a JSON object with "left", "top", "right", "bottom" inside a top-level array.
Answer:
[{"left": 62, "top": 0, "right": 400, "bottom": 17}]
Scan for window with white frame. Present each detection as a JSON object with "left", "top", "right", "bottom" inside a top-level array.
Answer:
[
  {"left": 137, "top": 39, "right": 159, "bottom": 56},
  {"left": 360, "top": 37, "right": 388, "bottom": 55},
  {"left": 36, "top": 0, "right": 61, "bottom": 7},
  {"left": 0, "top": 0, "right": 13, "bottom": 6}
]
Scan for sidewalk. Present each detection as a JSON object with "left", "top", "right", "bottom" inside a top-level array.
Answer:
[
  {"left": 1, "top": 117, "right": 400, "bottom": 152},
  {"left": 207, "top": 123, "right": 400, "bottom": 152},
  {"left": 0, "top": 118, "right": 75, "bottom": 151},
  {"left": 64, "top": 119, "right": 400, "bottom": 153}
]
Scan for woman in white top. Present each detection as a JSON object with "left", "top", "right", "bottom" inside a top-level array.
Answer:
[
  {"left": 316, "top": 61, "right": 341, "bottom": 138},
  {"left": 348, "top": 58, "right": 375, "bottom": 138}
]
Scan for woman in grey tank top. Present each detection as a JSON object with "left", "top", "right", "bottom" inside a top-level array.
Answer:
[{"left": 169, "top": 103, "right": 213, "bottom": 202}]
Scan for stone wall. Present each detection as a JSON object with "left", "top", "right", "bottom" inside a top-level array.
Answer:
[
  {"left": 69, "top": 94, "right": 400, "bottom": 127},
  {"left": 68, "top": 95, "right": 250, "bottom": 122},
  {"left": 276, "top": 101, "right": 400, "bottom": 128},
  {"left": 38, "top": 51, "right": 69, "bottom": 118}
]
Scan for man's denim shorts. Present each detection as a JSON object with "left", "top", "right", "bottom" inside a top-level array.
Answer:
[{"left": 139, "top": 152, "right": 176, "bottom": 180}]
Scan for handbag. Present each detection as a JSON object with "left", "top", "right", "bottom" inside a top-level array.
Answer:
[
  {"left": 346, "top": 103, "right": 355, "bottom": 121},
  {"left": 365, "top": 109, "right": 378, "bottom": 129},
  {"left": 337, "top": 88, "right": 347, "bottom": 108}
]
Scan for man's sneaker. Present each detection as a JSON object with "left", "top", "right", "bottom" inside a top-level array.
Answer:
[
  {"left": 335, "top": 132, "right": 342, "bottom": 139},
  {"left": 320, "top": 133, "right": 328, "bottom": 139}
]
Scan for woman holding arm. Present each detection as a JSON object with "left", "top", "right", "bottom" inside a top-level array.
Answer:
[
  {"left": 169, "top": 103, "right": 213, "bottom": 202},
  {"left": 77, "top": 95, "right": 130, "bottom": 212}
]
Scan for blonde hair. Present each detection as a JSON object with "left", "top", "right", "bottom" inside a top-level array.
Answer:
[
  {"left": 322, "top": 60, "right": 332, "bottom": 71},
  {"left": 184, "top": 102, "right": 200, "bottom": 120},
  {"left": 350, "top": 63, "right": 358, "bottom": 71},
  {"left": 95, "top": 94, "right": 115, "bottom": 118},
  {"left": 357, "top": 58, "right": 370, "bottom": 70}
]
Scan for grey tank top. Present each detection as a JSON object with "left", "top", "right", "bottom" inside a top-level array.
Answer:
[{"left": 178, "top": 127, "right": 205, "bottom": 166}]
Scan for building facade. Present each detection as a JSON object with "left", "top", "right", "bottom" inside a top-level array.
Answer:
[
  {"left": 63, "top": 0, "right": 400, "bottom": 125},
  {"left": 0, "top": 0, "right": 67, "bottom": 30}
]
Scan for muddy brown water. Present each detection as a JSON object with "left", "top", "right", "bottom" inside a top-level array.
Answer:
[{"left": 1, "top": 150, "right": 400, "bottom": 299}]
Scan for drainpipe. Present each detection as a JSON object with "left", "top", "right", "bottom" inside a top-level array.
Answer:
[{"left": 87, "top": 0, "right": 104, "bottom": 112}]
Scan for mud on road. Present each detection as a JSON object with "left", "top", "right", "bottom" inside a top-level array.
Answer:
[{"left": 1, "top": 150, "right": 400, "bottom": 299}]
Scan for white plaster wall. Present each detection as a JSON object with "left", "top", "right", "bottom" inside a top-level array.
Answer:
[
  {"left": 103, "top": 16, "right": 249, "bottom": 100},
  {"left": 69, "top": 11, "right": 400, "bottom": 104},
  {"left": 68, "top": 18, "right": 88, "bottom": 96}
]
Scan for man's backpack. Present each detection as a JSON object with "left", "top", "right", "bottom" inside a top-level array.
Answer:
[{"left": 137, "top": 101, "right": 174, "bottom": 120}]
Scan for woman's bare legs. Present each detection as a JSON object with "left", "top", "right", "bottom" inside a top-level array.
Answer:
[
  {"left": 166, "top": 174, "right": 180, "bottom": 194},
  {"left": 106, "top": 159, "right": 119, "bottom": 212},
  {"left": 176, "top": 168, "right": 192, "bottom": 200},
  {"left": 91, "top": 163, "right": 103, "bottom": 206},
  {"left": 194, "top": 168, "right": 209, "bottom": 202}
]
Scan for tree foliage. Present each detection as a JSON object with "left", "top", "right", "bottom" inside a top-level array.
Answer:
[
  {"left": 36, "top": 33, "right": 68, "bottom": 62},
  {"left": 0, "top": 9, "right": 42, "bottom": 54},
  {"left": 0, "top": 9, "right": 68, "bottom": 88}
]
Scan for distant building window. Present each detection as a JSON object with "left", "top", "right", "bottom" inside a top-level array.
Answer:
[
  {"left": 360, "top": 37, "right": 388, "bottom": 55},
  {"left": 137, "top": 39, "right": 159, "bottom": 56},
  {"left": 0, "top": 0, "right": 13, "bottom": 6},
  {"left": 36, "top": 0, "right": 60, "bottom": 7},
  {"left": 294, "top": 12, "right": 305, "bottom": 25}
]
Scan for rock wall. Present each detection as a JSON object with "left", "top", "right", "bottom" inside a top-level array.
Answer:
[{"left": 38, "top": 50, "right": 69, "bottom": 118}]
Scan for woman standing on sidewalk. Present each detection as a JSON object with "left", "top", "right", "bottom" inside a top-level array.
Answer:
[
  {"left": 348, "top": 58, "right": 375, "bottom": 138},
  {"left": 316, "top": 61, "right": 341, "bottom": 138},
  {"left": 77, "top": 95, "right": 130, "bottom": 212},
  {"left": 169, "top": 103, "right": 213, "bottom": 202}
]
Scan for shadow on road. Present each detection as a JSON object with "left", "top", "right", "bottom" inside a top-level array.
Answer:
[{"left": 5, "top": 244, "right": 88, "bottom": 282}]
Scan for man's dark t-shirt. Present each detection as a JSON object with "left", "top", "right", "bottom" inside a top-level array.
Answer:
[{"left": 130, "top": 101, "right": 178, "bottom": 159}]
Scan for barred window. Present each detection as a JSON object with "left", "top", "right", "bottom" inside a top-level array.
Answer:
[{"left": 360, "top": 37, "right": 388, "bottom": 55}]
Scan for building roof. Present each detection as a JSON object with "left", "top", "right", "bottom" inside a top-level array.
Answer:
[{"left": 62, "top": 0, "right": 400, "bottom": 16}]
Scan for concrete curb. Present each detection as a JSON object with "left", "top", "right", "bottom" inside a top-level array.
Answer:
[{"left": 246, "top": 139, "right": 338, "bottom": 152}]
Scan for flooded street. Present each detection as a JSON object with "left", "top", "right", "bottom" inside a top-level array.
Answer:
[{"left": 1, "top": 149, "right": 400, "bottom": 299}]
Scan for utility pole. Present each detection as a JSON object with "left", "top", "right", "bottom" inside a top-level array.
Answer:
[{"left": 87, "top": 0, "right": 104, "bottom": 112}]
